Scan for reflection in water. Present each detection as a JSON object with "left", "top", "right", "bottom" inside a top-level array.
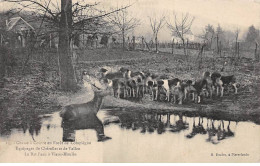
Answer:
[
  {"left": 0, "top": 110, "right": 44, "bottom": 141},
  {"left": 27, "top": 115, "right": 42, "bottom": 141},
  {"left": 111, "top": 111, "right": 187, "bottom": 133},
  {"left": 62, "top": 113, "right": 111, "bottom": 142},
  {"left": 217, "top": 120, "right": 235, "bottom": 141},
  {"left": 169, "top": 113, "right": 189, "bottom": 132},
  {"left": 206, "top": 119, "right": 218, "bottom": 144},
  {"left": 204, "top": 119, "right": 235, "bottom": 144},
  {"left": 106, "top": 110, "right": 236, "bottom": 144},
  {"left": 113, "top": 112, "right": 189, "bottom": 134},
  {"left": 0, "top": 108, "right": 259, "bottom": 162},
  {"left": 0, "top": 108, "right": 248, "bottom": 145},
  {"left": 186, "top": 117, "right": 207, "bottom": 138}
]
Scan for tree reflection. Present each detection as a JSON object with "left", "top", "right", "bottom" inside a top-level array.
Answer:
[{"left": 0, "top": 109, "right": 43, "bottom": 140}]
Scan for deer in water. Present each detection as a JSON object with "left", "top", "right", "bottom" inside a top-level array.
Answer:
[{"left": 60, "top": 72, "right": 113, "bottom": 142}]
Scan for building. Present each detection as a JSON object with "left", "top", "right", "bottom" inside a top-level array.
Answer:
[{"left": 6, "top": 17, "right": 35, "bottom": 48}]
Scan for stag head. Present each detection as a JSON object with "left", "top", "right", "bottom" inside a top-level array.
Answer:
[{"left": 82, "top": 71, "right": 113, "bottom": 96}]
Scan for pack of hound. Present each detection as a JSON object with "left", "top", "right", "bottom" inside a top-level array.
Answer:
[{"left": 98, "top": 67, "right": 238, "bottom": 105}]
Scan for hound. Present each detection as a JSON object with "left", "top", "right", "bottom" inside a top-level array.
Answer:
[
  {"left": 144, "top": 72, "right": 158, "bottom": 94},
  {"left": 182, "top": 80, "right": 197, "bottom": 101},
  {"left": 221, "top": 75, "right": 238, "bottom": 94},
  {"left": 155, "top": 75, "right": 173, "bottom": 101},
  {"left": 168, "top": 78, "right": 181, "bottom": 102},
  {"left": 170, "top": 81, "right": 184, "bottom": 104},
  {"left": 211, "top": 72, "right": 223, "bottom": 97},
  {"left": 193, "top": 79, "right": 208, "bottom": 103},
  {"left": 203, "top": 71, "right": 213, "bottom": 98},
  {"left": 125, "top": 70, "right": 146, "bottom": 98},
  {"left": 211, "top": 72, "right": 237, "bottom": 97},
  {"left": 147, "top": 79, "right": 158, "bottom": 100},
  {"left": 157, "top": 79, "right": 170, "bottom": 101},
  {"left": 101, "top": 67, "right": 129, "bottom": 98},
  {"left": 112, "top": 78, "right": 127, "bottom": 98}
]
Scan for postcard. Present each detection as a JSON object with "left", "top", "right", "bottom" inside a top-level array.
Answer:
[{"left": 0, "top": 0, "right": 259, "bottom": 163}]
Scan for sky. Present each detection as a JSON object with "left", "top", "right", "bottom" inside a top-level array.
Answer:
[
  {"left": 80, "top": 0, "right": 260, "bottom": 41},
  {"left": 103, "top": 0, "right": 260, "bottom": 41},
  {"left": 1, "top": 0, "right": 260, "bottom": 41}
]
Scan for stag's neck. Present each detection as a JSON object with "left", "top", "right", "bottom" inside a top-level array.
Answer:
[
  {"left": 91, "top": 92, "right": 104, "bottom": 111},
  {"left": 126, "top": 70, "right": 131, "bottom": 79}
]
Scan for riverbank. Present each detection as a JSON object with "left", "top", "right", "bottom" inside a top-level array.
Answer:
[
  {"left": 102, "top": 95, "right": 260, "bottom": 124},
  {"left": 0, "top": 48, "right": 259, "bottom": 130}
]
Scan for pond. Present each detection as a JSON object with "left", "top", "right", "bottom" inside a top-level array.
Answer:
[{"left": 0, "top": 109, "right": 259, "bottom": 162}]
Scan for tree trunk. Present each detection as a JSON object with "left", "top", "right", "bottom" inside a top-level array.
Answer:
[
  {"left": 219, "top": 41, "right": 222, "bottom": 57},
  {"left": 235, "top": 35, "right": 238, "bottom": 56},
  {"left": 132, "top": 36, "right": 135, "bottom": 50},
  {"left": 182, "top": 38, "right": 190, "bottom": 70},
  {"left": 198, "top": 44, "right": 205, "bottom": 69},
  {"left": 122, "top": 30, "right": 125, "bottom": 50},
  {"left": 238, "top": 42, "right": 240, "bottom": 59},
  {"left": 172, "top": 38, "right": 174, "bottom": 54},
  {"left": 255, "top": 43, "right": 259, "bottom": 62},
  {"left": 155, "top": 36, "right": 158, "bottom": 52},
  {"left": 58, "top": 0, "right": 77, "bottom": 91},
  {"left": 182, "top": 39, "right": 187, "bottom": 56},
  {"left": 142, "top": 37, "right": 144, "bottom": 50},
  {"left": 216, "top": 35, "right": 219, "bottom": 54},
  {"left": 0, "top": 46, "right": 6, "bottom": 87}
]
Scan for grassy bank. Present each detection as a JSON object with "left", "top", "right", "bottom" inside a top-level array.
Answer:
[
  {"left": 78, "top": 48, "right": 260, "bottom": 124},
  {"left": 0, "top": 48, "right": 259, "bottom": 128}
]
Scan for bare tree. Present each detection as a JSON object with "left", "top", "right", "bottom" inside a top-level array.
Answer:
[
  {"left": 234, "top": 28, "right": 240, "bottom": 57},
  {"left": 57, "top": 0, "right": 78, "bottom": 91},
  {"left": 216, "top": 24, "right": 224, "bottom": 55},
  {"left": 167, "top": 13, "right": 195, "bottom": 57},
  {"left": 200, "top": 24, "right": 215, "bottom": 50},
  {"left": 109, "top": 9, "right": 139, "bottom": 50},
  {"left": 4, "top": 0, "right": 87, "bottom": 91},
  {"left": 3, "top": 0, "right": 131, "bottom": 91},
  {"left": 149, "top": 14, "right": 165, "bottom": 52}
]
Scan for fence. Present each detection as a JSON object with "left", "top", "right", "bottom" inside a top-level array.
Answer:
[{"left": 104, "top": 36, "right": 259, "bottom": 62}]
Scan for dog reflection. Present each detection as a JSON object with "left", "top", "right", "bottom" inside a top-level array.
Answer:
[
  {"left": 206, "top": 119, "right": 235, "bottom": 144},
  {"left": 186, "top": 117, "right": 207, "bottom": 138},
  {"left": 169, "top": 114, "right": 189, "bottom": 132},
  {"left": 217, "top": 120, "right": 234, "bottom": 141}
]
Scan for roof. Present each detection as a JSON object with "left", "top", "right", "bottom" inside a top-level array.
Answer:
[{"left": 6, "top": 17, "right": 35, "bottom": 31}]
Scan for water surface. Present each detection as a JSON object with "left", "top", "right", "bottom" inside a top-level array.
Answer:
[{"left": 0, "top": 109, "right": 259, "bottom": 162}]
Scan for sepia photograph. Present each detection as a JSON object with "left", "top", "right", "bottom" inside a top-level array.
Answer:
[{"left": 0, "top": 0, "right": 259, "bottom": 163}]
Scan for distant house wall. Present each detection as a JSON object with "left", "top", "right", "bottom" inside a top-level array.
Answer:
[
  {"left": 7, "top": 18, "right": 35, "bottom": 48},
  {"left": 11, "top": 19, "right": 32, "bottom": 31}
]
